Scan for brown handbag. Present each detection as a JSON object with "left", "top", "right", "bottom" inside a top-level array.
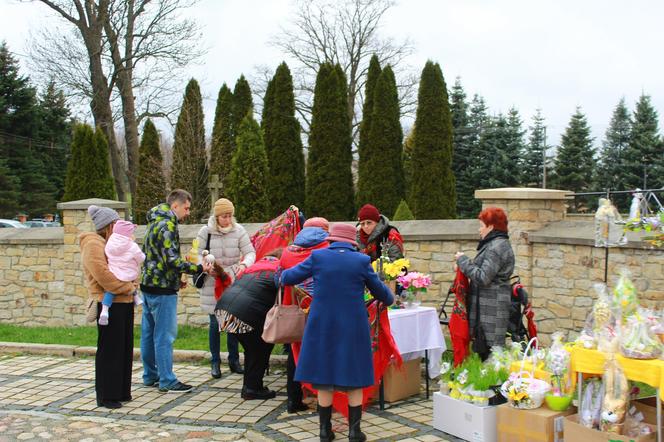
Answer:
[{"left": 261, "top": 288, "right": 306, "bottom": 344}]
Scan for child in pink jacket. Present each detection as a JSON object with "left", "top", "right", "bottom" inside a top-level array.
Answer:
[{"left": 100, "top": 220, "right": 145, "bottom": 325}]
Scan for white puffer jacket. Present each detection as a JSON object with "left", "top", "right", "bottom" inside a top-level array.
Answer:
[{"left": 196, "top": 216, "right": 256, "bottom": 314}]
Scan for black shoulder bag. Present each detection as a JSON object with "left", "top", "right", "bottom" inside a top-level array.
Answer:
[
  {"left": 471, "top": 284, "right": 491, "bottom": 360},
  {"left": 193, "top": 233, "right": 212, "bottom": 289}
]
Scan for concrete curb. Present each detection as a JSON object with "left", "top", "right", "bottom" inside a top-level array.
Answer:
[{"left": 0, "top": 342, "right": 288, "bottom": 366}]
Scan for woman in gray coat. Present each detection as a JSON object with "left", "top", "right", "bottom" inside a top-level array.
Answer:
[
  {"left": 196, "top": 198, "right": 256, "bottom": 378},
  {"left": 455, "top": 207, "right": 515, "bottom": 355}
]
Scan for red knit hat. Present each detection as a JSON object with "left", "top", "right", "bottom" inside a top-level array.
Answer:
[
  {"left": 327, "top": 223, "right": 358, "bottom": 247},
  {"left": 357, "top": 204, "right": 380, "bottom": 222}
]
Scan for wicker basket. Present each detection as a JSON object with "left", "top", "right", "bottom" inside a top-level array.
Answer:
[{"left": 500, "top": 338, "right": 551, "bottom": 409}]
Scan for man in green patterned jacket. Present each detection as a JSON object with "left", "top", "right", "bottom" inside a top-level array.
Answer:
[{"left": 140, "top": 189, "right": 212, "bottom": 393}]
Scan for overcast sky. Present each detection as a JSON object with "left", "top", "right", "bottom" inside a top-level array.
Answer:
[{"left": 3, "top": 0, "right": 664, "bottom": 148}]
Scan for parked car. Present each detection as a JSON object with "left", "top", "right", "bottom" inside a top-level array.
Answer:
[
  {"left": 0, "top": 219, "right": 29, "bottom": 228},
  {"left": 23, "top": 220, "right": 49, "bottom": 228}
]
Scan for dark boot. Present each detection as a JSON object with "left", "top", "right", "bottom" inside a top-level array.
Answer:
[
  {"left": 211, "top": 361, "right": 221, "bottom": 379},
  {"left": 318, "top": 404, "right": 335, "bottom": 441},
  {"left": 229, "top": 359, "right": 244, "bottom": 374},
  {"left": 348, "top": 405, "right": 366, "bottom": 442}
]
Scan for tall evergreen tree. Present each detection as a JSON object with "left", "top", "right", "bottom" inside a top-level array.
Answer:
[
  {"left": 232, "top": 75, "right": 253, "bottom": 140},
  {"left": 596, "top": 98, "right": 632, "bottom": 209},
  {"left": 459, "top": 94, "right": 490, "bottom": 216},
  {"left": 63, "top": 124, "right": 114, "bottom": 201},
  {"left": 306, "top": 63, "right": 355, "bottom": 220},
  {"left": 262, "top": 62, "right": 305, "bottom": 216},
  {"left": 63, "top": 123, "right": 91, "bottom": 202},
  {"left": 228, "top": 114, "right": 270, "bottom": 222},
  {"left": 553, "top": 107, "right": 596, "bottom": 210},
  {"left": 134, "top": 119, "right": 166, "bottom": 223},
  {"left": 402, "top": 126, "right": 415, "bottom": 205},
  {"left": 210, "top": 84, "right": 234, "bottom": 190},
  {"left": 356, "top": 55, "right": 381, "bottom": 205},
  {"left": 357, "top": 65, "right": 404, "bottom": 216},
  {"left": 0, "top": 157, "right": 20, "bottom": 217},
  {"left": 475, "top": 114, "right": 520, "bottom": 189},
  {"left": 411, "top": 61, "right": 456, "bottom": 219},
  {"left": 0, "top": 42, "right": 40, "bottom": 137},
  {"left": 87, "top": 128, "right": 116, "bottom": 199},
  {"left": 38, "top": 81, "right": 72, "bottom": 201},
  {"left": 450, "top": 77, "right": 474, "bottom": 217},
  {"left": 506, "top": 107, "right": 526, "bottom": 184},
  {"left": 522, "top": 109, "right": 548, "bottom": 188},
  {"left": 623, "top": 94, "right": 663, "bottom": 190},
  {"left": 170, "top": 79, "right": 209, "bottom": 222}
]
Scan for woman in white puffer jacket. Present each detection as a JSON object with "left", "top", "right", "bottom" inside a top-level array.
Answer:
[{"left": 196, "top": 198, "right": 255, "bottom": 378}]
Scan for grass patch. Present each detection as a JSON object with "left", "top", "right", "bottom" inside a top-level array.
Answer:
[{"left": 0, "top": 323, "right": 218, "bottom": 352}]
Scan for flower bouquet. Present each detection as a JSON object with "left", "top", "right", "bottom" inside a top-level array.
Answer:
[
  {"left": 624, "top": 210, "right": 663, "bottom": 248},
  {"left": 500, "top": 338, "right": 550, "bottom": 409},
  {"left": 397, "top": 271, "right": 431, "bottom": 308}
]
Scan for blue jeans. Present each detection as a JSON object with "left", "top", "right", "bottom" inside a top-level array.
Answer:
[
  {"left": 209, "top": 314, "right": 239, "bottom": 364},
  {"left": 141, "top": 292, "right": 178, "bottom": 388},
  {"left": 102, "top": 292, "right": 114, "bottom": 307}
]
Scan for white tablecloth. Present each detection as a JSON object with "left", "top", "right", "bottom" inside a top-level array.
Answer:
[{"left": 388, "top": 306, "right": 446, "bottom": 378}]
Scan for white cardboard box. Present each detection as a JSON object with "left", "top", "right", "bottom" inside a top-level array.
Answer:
[{"left": 433, "top": 392, "right": 498, "bottom": 442}]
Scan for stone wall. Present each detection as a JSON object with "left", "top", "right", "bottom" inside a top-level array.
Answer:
[{"left": 1, "top": 190, "right": 662, "bottom": 344}]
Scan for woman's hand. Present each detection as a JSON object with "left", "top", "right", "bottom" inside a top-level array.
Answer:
[
  {"left": 454, "top": 251, "right": 465, "bottom": 260},
  {"left": 202, "top": 261, "right": 214, "bottom": 274}
]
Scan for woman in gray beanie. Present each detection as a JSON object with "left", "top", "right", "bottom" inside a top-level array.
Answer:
[{"left": 80, "top": 205, "right": 137, "bottom": 409}]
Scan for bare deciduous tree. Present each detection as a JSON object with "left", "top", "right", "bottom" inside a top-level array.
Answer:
[
  {"left": 268, "top": 0, "right": 416, "bottom": 146},
  {"left": 28, "top": 0, "right": 204, "bottom": 202}
]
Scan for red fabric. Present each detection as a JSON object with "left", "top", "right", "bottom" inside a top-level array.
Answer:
[
  {"left": 280, "top": 241, "right": 328, "bottom": 306},
  {"left": 359, "top": 227, "right": 404, "bottom": 262},
  {"left": 250, "top": 207, "right": 302, "bottom": 260},
  {"left": 449, "top": 268, "right": 470, "bottom": 366},
  {"left": 213, "top": 272, "right": 232, "bottom": 301},
  {"left": 242, "top": 257, "right": 280, "bottom": 275},
  {"left": 525, "top": 302, "right": 538, "bottom": 342}
]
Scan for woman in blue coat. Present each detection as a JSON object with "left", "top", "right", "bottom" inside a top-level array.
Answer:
[{"left": 281, "top": 223, "right": 394, "bottom": 442}]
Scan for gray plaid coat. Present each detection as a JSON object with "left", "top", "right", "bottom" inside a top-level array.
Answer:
[{"left": 457, "top": 233, "right": 515, "bottom": 348}]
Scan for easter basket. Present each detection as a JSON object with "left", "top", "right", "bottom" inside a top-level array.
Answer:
[{"left": 500, "top": 338, "right": 551, "bottom": 409}]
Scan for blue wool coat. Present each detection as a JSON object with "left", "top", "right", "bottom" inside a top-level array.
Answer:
[{"left": 281, "top": 242, "right": 394, "bottom": 388}]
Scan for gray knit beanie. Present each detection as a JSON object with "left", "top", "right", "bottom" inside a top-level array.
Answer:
[{"left": 87, "top": 205, "right": 120, "bottom": 231}]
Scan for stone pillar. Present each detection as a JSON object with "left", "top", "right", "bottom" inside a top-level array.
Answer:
[
  {"left": 474, "top": 188, "right": 568, "bottom": 289},
  {"left": 57, "top": 198, "right": 128, "bottom": 326}
]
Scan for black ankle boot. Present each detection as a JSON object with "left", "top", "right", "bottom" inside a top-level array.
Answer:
[
  {"left": 211, "top": 361, "right": 221, "bottom": 379},
  {"left": 348, "top": 405, "right": 366, "bottom": 442},
  {"left": 318, "top": 404, "right": 335, "bottom": 441}
]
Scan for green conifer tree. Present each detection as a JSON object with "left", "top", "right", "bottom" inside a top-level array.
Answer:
[
  {"left": 506, "top": 107, "right": 526, "bottom": 185},
  {"left": 450, "top": 77, "right": 474, "bottom": 217},
  {"left": 232, "top": 75, "right": 253, "bottom": 141},
  {"left": 87, "top": 128, "right": 116, "bottom": 199},
  {"left": 63, "top": 123, "right": 91, "bottom": 202},
  {"left": 411, "top": 61, "right": 456, "bottom": 219},
  {"left": 623, "top": 94, "right": 662, "bottom": 190},
  {"left": 357, "top": 55, "right": 382, "bottom": 205},
  {"left": 37, "top": 81, "right": 72, "bottom": 201},
  {"left": 228, "top": 114, "right": 270, "bottom": 222},
  {"left": 475, "top": 114, "right": 519, "bottom": 189},
  {"left": 358, "top": 65, "right": 404, "bottom": 216},
  {"left": 63, "top": 124, "right": 114, "bottom": 202},
  {"left": 402, "top": 126, "right": 415, "bottom": 206},
  {"left": 170, "top": 79, "right": 210, "bottom": 223},
  {"left": 263, "top": 62, "right": 305, "bottom": 216},
  {"left": 134, "top": 119, "right": 166, "bottom": 223},
  {"left": 596, "top": 98, "right": 631, "bottom": 209},
  {"left": 393, "top": 199, "right": 415, "bottom": 221},
  {"left": 522, "top": 109, "right": 548, "bottom": 188},
  {"left": 458, "top": 94, "right": 489, "bottom": 217},
  {"left": 553, "top": 107, "right": 596, "bottom": 210},
  {"left": 0, "top": 157, "right": 21, "bottom": 217},
  {"left": 210, "top": 84, "right": 234, "bottom": 189},
  {"left": 306, "top": 63, "right": 355, "bottom": 220}
]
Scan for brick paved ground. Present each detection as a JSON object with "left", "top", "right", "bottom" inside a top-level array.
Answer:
[{"left": 0, "top": 354, "right": 462, "bottom": 441}]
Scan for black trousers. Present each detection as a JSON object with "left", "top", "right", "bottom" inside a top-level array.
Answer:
[
  {"left": 96, "top": 302, "right": 134, "bottom": 402},
  {"left": 286, "top": 344, "right": 303, "bottom": 403},
  {"left": 236, "top": 329, "right": 274, "bottom": 391}
]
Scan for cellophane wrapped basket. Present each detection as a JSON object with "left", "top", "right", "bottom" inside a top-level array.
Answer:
[{"left": 500, "top": 338, "right": 551, "bottom": 409}]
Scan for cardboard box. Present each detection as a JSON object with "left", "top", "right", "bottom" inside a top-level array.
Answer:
[
  {"left": 563, "top": 414, "right": 655, "bottom": 442},
  {"left": 433, "top": 392, "right": 498, "bottom": 442},
  {"left": 634, "top": 397, "right": 663, "bottom": 433},
  {"left": 497, "top": 404, "right": 576, "bottom": 442},
  {"left": 383, "top": 358, "right": 421, "bottom": 402}
]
